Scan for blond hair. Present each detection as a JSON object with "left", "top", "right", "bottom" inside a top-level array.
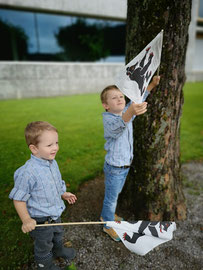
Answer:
[
  {"left": 25, "top": 121, "right": 58, "bottom": 146},
  {"left": 100, "top": 85, "right": 120, "bottom": 104}
]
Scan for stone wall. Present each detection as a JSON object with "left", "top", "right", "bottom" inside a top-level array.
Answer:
[
  {"left": 0, "top": 0, "right": 127, "bottom": 20},
  {"left": 0, "top": 62, "right": 202, "bottom": 100},
  {"left": 0, "top": 62, "right": 124, "bottom": 99}
]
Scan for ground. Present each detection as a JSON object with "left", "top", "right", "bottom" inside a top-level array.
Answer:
[{"left": 31, "top": 162, "right": 203, "bottom": 270}]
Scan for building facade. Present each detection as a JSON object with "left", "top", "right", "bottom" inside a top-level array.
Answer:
[{"left": 0, "top": 0, "right": 202, "bottom": 99}]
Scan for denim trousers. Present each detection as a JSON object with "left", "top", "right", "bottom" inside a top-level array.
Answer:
[
  {"left": 101, "top": 162, "right": 130, "bottom": 228},
  {"left": 30, "top": 217, "right": 63, "bottom": 262}
]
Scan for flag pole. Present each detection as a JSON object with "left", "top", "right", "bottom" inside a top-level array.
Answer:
[
  {"left": 157, "top": 65, "right": 160, "bottom": 76},
  {"left": 36, "top": 221, "right": 107, "bottom": 227},
  {"left": 157, "top": 29, "right": 164, "bottom": 77}
]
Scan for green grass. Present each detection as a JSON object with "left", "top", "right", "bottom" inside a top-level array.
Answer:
[
  {"left": 180, "top": 82, "right": 203, "bottom": 162},
  {"left": 0, "top": 82, "right": 202, "bottom": 269}
]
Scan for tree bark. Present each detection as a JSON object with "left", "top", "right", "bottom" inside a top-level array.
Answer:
[{"left": 119, "top": 0, "right": 192, "bottom": 220}]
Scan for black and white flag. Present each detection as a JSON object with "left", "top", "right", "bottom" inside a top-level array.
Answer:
[
  {"left": 115, "top": 30, "right": 163, "bottom": 103},
  {"left": 107, "top": 220, "right": 176, "bottom": 256}
]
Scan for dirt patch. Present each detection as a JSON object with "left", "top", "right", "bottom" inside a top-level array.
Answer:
[{"left": 64, "top": 162, "right": 203, "bottom": 270}]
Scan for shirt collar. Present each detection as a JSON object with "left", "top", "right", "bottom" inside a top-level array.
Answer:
[
  {"left": 31, "top": 154, "right": 53, "bottom": 167},
  {"left": 102, "top": 112, "right": 122, "bottom": 117}
]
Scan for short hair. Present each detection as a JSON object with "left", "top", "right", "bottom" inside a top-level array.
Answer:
[
  {"left": 100, "top": 85, "right": 120, "bottom": 104},
  {"left": 25, "top": 121, "right": 58, "bottom": 146}
]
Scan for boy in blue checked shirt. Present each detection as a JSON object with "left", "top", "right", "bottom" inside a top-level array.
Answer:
[
  {"left": 100, "top": 76, "right": 160, "bottom": 241},
  {"left": 9, "top": 121, "right": 77, "bottom": 270}
]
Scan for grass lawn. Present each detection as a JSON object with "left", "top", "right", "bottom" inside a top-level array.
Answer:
[
  {"left": 180, "top": 82, "right": 203, "bottom": 162},
  {"left": 0, "top": 82, "right": 202, "bottom": 268}
]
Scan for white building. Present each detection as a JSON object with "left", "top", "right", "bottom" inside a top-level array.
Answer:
[{"left": 0, "top": 0, "right": 202, "bottom": 99}]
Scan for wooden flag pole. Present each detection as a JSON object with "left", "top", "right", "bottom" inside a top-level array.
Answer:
[
  {"left": 157, "top": 29, "right": 164, "bottom": 77},
  {"left": 36, "top": 221, "right": 107, "bottom": 227},
  {"left": 157, "top": 65, "right": 160, "bottom": 76}
]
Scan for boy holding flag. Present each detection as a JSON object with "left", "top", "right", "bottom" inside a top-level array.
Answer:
[{"left": 100, "top": 75, "right": 160, "bottom": 241}]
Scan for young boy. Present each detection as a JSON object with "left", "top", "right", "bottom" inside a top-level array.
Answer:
[
  {"left": 100, "top": 76, "right": 160, "bottom": 241},
  {"left": 9, "top": 121, "right": 77, "bottom": 270}
]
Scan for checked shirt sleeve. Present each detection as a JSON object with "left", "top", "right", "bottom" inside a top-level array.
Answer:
[
  {"left": 103, "top": 112, "right": 127, "bottom": 139},
  {"left": 9, "top": 168, "right": 34, "bottom": 202},
  {"left": 142, "top": 90, "right": 149, "bottom": 101}
]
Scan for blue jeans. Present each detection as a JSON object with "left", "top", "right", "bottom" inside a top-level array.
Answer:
[{"left": 101, "top": 162, "right": 130, "bottom": 228}]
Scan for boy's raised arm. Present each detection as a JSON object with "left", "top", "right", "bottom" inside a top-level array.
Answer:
[
  {"left": 123, "top": 75, "right": 160, "bottom": 123},
  {"left": 13, "top": 200, "right": 36, "bottom": 233},
  {"left": 122, "top": 102, "right": 148, "bottom": 122},
  {"left": 147, "top": 75, "right": 160, "bottom": 92}
]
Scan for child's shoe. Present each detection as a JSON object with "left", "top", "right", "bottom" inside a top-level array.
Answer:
[
  {"left": 103, "top": 227, "right": 121, "bottom": 241},
  {"left": 53, "top": 245, "right": 76, "bottom": 261},
  {"left": 100, "top": 214, "right": 124, "bottom": 222},
  {"left": 114, "top": 214, "right": 124, "bottom": 222},
  {"left": 36, "top": 258, "right": 61, "bottom": 270}
]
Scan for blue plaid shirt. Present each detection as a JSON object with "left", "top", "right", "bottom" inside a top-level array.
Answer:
[
  {"left": 9, "top": 154, "right": 66, "bottom": 220},
  {"left": 103, "top": 91, "right": 149, "bottom": 167}
]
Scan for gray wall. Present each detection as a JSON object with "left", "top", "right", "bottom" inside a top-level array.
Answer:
[
  {"left": 185, "top": 0, "right": 203, "bottom": 81},
  {"left": 0, "top": 0, "right": 127, "bottom": 20},
  {"left": 0, "top": 62, "right": 124, "bottom": 99}
]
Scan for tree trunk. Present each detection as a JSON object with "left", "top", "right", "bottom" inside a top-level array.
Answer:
[{"left": 119, "top": 0, "right": 191, "bottom": 220}]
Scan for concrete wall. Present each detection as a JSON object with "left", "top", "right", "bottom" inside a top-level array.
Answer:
[
  {"left": 0, "top": 62, "right": 124, "bottom": 99},
  {"left": 0, "top": 0, "right": 127, "bottom": 20},
  {"left": 185, "top": 0, "right": 203, "bottom": 81}
]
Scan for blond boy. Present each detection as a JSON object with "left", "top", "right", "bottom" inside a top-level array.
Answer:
[
  {"left": 9, "top": 121, "right": 77, "bottom": 270},
  {"left": 100, "top": 76, "right": 160, "bottom": 241}
]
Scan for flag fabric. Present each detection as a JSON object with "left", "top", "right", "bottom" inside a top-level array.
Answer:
[
  {"left": 115, "top": 30, "right": 163, "bottom": 104},
  {"left": 106, "top": 220, "right": 176, "bottom": 256}
]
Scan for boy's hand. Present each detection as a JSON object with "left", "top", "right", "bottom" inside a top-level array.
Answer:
[
  {"left": 62, "top": 192, "right": 77, "bottom": 204},
  {"left": 22, "top": 218, "right": 36, "bottom": 233},
  {"left": 147, "top": 75, "right": 160, "bottom": 91},
  {"left": 130, "top": 102, "right": 148, "bottom": 116},
  {"left": 122, "top": 102, "right": 147, "bottom": 122}
]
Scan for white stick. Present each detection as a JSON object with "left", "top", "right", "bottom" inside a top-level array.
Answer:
[{"left": 36, "top": 221, "right": 107, "bottom": 227}]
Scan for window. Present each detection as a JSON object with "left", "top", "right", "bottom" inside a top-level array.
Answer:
[
  {"left": 194, "top": 0, "right": 203, "bottom": 70},
  {"left": 197, "top": 0, "right": 203, "bottom": 26},
  {"left": 198, "top": 0, "right": 203, "bottom": 18},
  {"left": 0, "top": 8, "right": 126, "bottom": 62}
]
